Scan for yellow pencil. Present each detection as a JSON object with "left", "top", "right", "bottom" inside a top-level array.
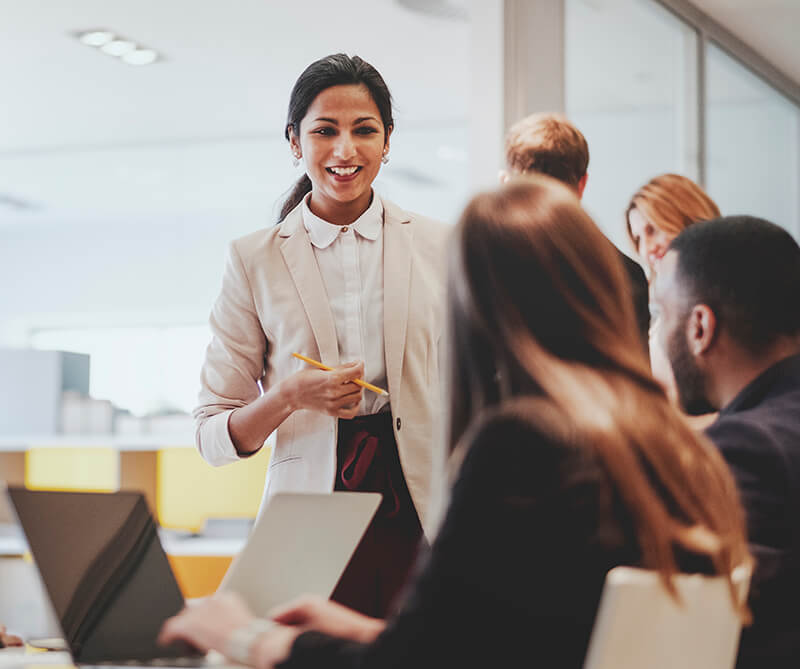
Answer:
[{"left": 292, "top": 352, "right": 390, "bottom": 397}]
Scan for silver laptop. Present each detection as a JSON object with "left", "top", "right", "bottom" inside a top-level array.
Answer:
[
  {"left": 220, "top": 491, "right": 381, "bottom": 616},
  {"left": 5, "top": 487, "right": 379, "bottom": 666}
]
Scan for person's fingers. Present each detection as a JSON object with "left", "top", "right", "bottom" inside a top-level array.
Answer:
[
  {"left": 158, "top": 614, "right": 203, "bottom": 649},
  {"left": 330, "top": 390, "right": 362, "bottom": 413},
  {"left": 340, "top": 380, "right": 362, "bottom": 394},
  {"left": 0, "top": 624, "right": 23, "bottom": 648},
  {"left": 270, "top": 606, "right": 312, "bottom": 626},
  {"left": 157, "top": 617, "right": 180, "bottom": 646},
  {"left": 269, "top": 595, "right": 323, "bottom": 625},
  {"left": 337, "top": 404, "right": 360, "bottom": 420},
  {"left": 333, "top": 361, "right": 364, "bottom": 384},
  {"left": 324, "top": 387, "right": 362, "bottom": 413},
  {"left": 336, "top": 388, "right": 363, "bottom": 405}
]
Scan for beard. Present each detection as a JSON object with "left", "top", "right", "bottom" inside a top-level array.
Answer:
[{"left": 666, "top": 323, "right": 716, "bottom": 416}]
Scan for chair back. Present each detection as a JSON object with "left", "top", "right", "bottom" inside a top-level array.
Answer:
[{"left": 583, "top": 566, "right": 750, "bottom": 669}]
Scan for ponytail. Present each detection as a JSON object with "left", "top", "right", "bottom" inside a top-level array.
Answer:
[{"left": 278, "top": 174, "right": 312, "bottom": 222}]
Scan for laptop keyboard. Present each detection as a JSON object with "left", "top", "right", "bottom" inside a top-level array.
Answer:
[
  {"left": 145, "top": 657, "right": 207, "bottom": 667},
  {"left": 93, "top": 657, "right": 206, "bottom": 667}
]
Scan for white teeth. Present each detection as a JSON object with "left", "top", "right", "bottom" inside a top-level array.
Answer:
[{"left": 330, "top": 166, "right": 358, "bottom": 176}]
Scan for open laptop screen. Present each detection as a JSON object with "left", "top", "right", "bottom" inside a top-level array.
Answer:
[{"left": 7, "top": 488, "right": 190, "bottom": 663}]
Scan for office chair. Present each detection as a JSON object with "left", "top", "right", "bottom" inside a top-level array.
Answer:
[{"left": 583, "top": 565, "right": 751, "bottom": 669}]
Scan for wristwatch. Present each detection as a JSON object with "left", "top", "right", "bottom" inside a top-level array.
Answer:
[{"left": 224, "top": 619, "right": 276, "bottom": 665}]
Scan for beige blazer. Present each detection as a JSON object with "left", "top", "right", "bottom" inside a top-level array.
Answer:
[{"left": 194, "top": 197, "right": 450, "bottom": 534}]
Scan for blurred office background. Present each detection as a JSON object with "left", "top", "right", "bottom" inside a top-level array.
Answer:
[{"left": 0, "top": 0, "right": 798, "bottom": 436}]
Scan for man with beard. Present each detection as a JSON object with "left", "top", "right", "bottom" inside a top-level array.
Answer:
[{"left": 651, "top": 215, "right": 800, "bottom": 668}]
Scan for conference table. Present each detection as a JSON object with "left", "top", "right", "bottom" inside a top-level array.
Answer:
[{"left": 0, "top": 647, "right": 238, "bottom": 669}]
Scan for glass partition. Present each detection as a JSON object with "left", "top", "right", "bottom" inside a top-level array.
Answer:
[
  {"left": 706, "top": 42, "right": 800, "bottom": 237},
  {"left": 565, "top": 0, "right": 697, "bottom": 253}
]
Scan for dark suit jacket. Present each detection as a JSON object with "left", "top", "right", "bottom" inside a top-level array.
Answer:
[
  {"left": 706, "top": 353, "right": 800, "bottom": 669},
  {"left": 619, "top": 251, "right": 650, "bottom": 353},
  {"left": 279, "top": 401, "right": 711, "bottom": 669}
]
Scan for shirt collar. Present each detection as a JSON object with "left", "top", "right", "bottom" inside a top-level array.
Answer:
[
  {"left": 302, "top": 192, "right": 383, "bottom": 249},
  {"left": 719, "top": 352, "right": 800, "bottom": 416}
]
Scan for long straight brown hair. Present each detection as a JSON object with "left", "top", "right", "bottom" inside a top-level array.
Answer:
[{"left": 447, "top": 175, "right": 750, "bottom": 605}]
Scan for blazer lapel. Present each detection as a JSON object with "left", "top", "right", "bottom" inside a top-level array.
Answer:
[
  {"left": 279, "top": 208, "right": 340, "bottom": 367},
  {"left": 382, "top": 199, "right": 413, "bottom": 401}
]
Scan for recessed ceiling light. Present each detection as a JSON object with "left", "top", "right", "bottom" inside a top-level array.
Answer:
[
  {"left": 121, "top": 48, "right": 158, "bottom": 66},
  {"left": 73, "top": 29, "right": 161, "bottom": 65},
  {"left": 100, "top": 39, "right": 136, "bottom": 57},
  {"left": 396, "top": 0, "right": 468, "bottom": 20},
  {"left": 79, "top": 30, "right": 114, "bottom": 47}
]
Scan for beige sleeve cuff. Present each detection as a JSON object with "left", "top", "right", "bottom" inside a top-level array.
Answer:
[{"left": 195, "top": 409, "right": 244, "bottom": 466}]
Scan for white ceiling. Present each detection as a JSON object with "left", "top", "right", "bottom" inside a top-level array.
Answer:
[
  {"left": 696, "top": 0, "right": 800, "bottom": 85},
  {"left": 0, "top": 0, "right": 470, "bottom": 151},
  {"left": 0, "top": 0, "right": 471, "bottom": 226},
  {"left": 0, "top": 0, "right": 797, "bottom": 226}
]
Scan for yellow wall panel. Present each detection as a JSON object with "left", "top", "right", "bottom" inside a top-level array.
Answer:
[
  {"left": 167, "top": 554, "right": 233, "bottom": 599},
  {"left": 157, "top": 445, "right": 270, "bottom": 531},
  {"left": 25, "top": 448, "right": 118, "bottom": 491}
]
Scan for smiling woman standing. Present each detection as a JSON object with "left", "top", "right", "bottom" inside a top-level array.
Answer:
[{"left": 193, "top": 54, "right": 449, "bottom": 618}]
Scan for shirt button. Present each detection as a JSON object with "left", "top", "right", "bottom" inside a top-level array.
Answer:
[
  {"left": 341, "top": 226, "right": 349, "bottom": 233},
  {"left": 396, "top": 417, "right": 401, "bottom": 431}
]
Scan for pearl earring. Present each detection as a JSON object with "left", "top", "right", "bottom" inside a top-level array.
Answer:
[
  {"left": 292, "top": 153, "right": 301, "bottom": 168},
  {"left": 381, "top": 153, "right": 389, "bottom": 165}
]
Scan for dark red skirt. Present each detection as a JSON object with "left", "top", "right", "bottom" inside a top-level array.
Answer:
[{"left": 330, "top": 412, "right": 423, "bottom": 618}]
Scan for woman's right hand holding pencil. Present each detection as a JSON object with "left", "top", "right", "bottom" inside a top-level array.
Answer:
[
  {"left": 228, "top": 360, "right": 365, "bottom": 456},
  {"left": 285, "top": 360, "right": 365, "bottom": 419}
]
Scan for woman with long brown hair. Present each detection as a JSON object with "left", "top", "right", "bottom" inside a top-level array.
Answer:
[
  {"left": 626, "top": 173, "right": 720, "bottom": 278},
  {"left": 161, "top": 176, "right": 750, "bottom": 669}
]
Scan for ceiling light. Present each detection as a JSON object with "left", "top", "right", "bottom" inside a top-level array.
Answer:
[
  {"left": 73, "top": 29, "right": 161, "bottom": 66},
  {"left": 121, "top": 48, "right": 158, "bottom": 66},
  {"left": 396, "top": 0, "right": 468, "bottom": 20},
  {"left": 100, "top": 39, "right": 136, "bottom": 57},
  {"left": 79, "top": 30, "right": 114, "bottom": 47}
]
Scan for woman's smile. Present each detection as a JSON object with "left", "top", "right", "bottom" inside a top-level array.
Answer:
[
  {"left": 326, "top": 165, "right": 363, "bottom": 180},
  {"left": 289, "top": 83, "right": 390, "bottom": 225}
]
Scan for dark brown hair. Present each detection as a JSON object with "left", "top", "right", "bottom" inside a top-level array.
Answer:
[{"left": 447, "top": 175, "right": 750, "bottom": 604}]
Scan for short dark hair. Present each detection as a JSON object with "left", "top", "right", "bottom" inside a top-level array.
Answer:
[{"left": 670, "top": 216, "right": 800, "bottom": 353}]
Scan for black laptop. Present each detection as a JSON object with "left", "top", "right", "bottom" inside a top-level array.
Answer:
[{"left": 6, "top": 487, "right": 205, "bottom": 666}]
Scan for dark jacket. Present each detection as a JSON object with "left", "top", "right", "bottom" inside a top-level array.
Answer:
[
  {"left": 280, "top": 402, "right": 710, "bottom": 669},
  {"left": 706, "top": 353, "right": 800, "bottom": 669},
  {"left": 619, "top": 251, "right": 650, "bottom": 354}
]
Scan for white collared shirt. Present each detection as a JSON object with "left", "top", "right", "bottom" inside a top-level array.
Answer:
[{"left": 302, "top": 192, "right": 388, "bottom": 415}]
